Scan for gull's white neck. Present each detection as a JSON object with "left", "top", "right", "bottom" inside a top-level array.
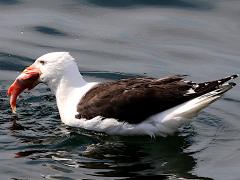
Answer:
[{"left": 46, "top": 63, "right": 97, "bottom": 125}]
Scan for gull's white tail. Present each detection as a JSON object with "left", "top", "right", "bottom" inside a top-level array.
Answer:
[{"left": 149, "top": 82, "right": 236, "bottom": 135}]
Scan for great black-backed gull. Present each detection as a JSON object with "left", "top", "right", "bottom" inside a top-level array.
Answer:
[{"left": 7, "top": 52, "right": 238, "bottom": 136}]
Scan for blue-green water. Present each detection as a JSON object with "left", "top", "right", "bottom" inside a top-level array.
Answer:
[{"left": 0, "top": 0, "right": 240, "bottom": 179}]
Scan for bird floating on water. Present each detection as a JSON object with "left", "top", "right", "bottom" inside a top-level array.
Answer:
[{"left": 7, "top": 52, "right": 238, "bottom": 136}]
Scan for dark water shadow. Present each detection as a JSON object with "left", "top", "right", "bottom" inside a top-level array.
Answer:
[
  {"left": 9, "top": 115, "right": 25, "bottom": 131},
  {"left": 82, "top": 71, "right": 141, "bottom": 80},
  {"left": 32, "top": 26, "right": 68, "bottom": 37},
  {"left": 81, "top": 0, "right": 213, "bottom": 10},
  {"left": 0, "top": 52, "right": 34, "bottom": 71},
  {"left": 0, "top": 0, "right": 19, "bottom": 5}
]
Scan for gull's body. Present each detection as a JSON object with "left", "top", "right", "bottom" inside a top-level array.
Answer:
[{"left": 8, "top": 52, "right": 238, "bottom": 136}]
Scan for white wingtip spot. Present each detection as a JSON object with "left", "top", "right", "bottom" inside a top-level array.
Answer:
[
  {"left": 185, "top": 88, "right": 196, "bottom": 95},
  {"left": 193, "top": 84, "right": 199, "bottom": 88}
]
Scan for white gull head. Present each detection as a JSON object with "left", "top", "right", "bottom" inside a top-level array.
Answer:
[
  {"left": 33, "top": 52, "right": 86, "bottom": 93},
  {"left": 32, "top": 52, "right": 98, "bottom": 125}
]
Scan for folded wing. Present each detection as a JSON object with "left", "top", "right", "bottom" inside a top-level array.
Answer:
[{"left": 76, "top": 75, "right": 238, "bottom": 124}]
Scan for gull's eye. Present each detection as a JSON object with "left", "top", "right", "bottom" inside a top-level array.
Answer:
[{"left": 39, "top": 60, "right": 45, "bottom": 65}]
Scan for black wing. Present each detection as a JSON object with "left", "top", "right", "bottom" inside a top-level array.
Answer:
[{"left": 76, "top": 75, "right": 237, "bottom": 124}]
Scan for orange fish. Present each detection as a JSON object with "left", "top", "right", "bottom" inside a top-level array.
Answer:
[{"left": 7, "top": 66, "right": 41, "bottom": 113}]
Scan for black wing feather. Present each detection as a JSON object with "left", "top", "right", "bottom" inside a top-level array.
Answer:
[{"left": 76, "top": 75, "right": 237, "bottom": 124}]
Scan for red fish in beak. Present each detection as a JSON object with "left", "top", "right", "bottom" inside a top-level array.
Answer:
[{"left": 7, "top": 66, "right": 41, "bottom": 113}]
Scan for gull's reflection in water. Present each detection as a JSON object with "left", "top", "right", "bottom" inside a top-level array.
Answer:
[
  {"left": 9, "top": 115, "right": 24, "bottom": 131},
  {"left": 76, "top": 135, "right": 204, "bottom": 179},
  {"left": 11, "top": 123, "right": 212, "bottom": 179}
]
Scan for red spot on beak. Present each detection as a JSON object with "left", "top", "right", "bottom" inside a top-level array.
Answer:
[{"left": 7, "top": 66, "right": 41, "bottom": 113}]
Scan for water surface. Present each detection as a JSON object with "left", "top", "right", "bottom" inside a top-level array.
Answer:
[{"left": 0, "top": 0, "right": 240, "bottom": 179}]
